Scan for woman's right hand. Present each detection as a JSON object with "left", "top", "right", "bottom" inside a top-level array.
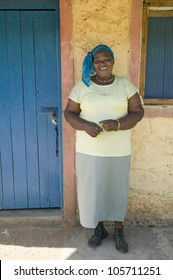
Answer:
[
  {"left": 84, "top": 122, "right": 103, "bottom": 137},
  {"left": 64, "top": 99, "right": 102, "bottom": 137}
]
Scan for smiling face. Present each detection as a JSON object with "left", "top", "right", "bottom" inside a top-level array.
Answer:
[{"left": 93, "top": 50, "right": 114, "bottom": 80}]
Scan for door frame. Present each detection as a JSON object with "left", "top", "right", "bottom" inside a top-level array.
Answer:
[{"left": 60, "top": 0, "right": 76, "bottom": 223}]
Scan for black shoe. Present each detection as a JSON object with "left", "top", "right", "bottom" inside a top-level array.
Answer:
[
  {"left": 88, "top": 222, "right": 108, "bottom": 248},
  {"left": 113, "top": 227, "right": 128, "bottom": 253}
]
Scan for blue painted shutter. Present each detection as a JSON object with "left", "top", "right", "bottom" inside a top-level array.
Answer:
[{"left": 145, "top": 17, "right": 173, "bottom": 99}]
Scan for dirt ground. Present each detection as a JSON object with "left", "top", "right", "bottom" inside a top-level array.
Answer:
[{"left": 0, "top": 210, "right": 173, "bottom": 260}]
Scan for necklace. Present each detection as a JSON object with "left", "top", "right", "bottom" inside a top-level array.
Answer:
[{"left": 95, "top": 75, "right": 115, "bottom": 84}]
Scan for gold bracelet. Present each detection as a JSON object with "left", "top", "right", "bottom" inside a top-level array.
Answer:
[{"left": 117, "top": 119, "right": 121, "bottom": 131}]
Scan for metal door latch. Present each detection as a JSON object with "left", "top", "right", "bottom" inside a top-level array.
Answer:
[
  {"left": 41, "top": 106, "right": 59, "bottom": 156},
  {"left": 41, "top": 106, "right": 58, "bottom": 124}
]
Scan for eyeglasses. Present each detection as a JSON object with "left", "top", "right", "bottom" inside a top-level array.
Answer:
[{"left": 93, "top": 58, "right": 113, "bottom": 65}]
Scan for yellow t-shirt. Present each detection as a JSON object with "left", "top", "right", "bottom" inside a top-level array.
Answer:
[{"left": 69, "top": 76, "right": 138, "bottom": 157}]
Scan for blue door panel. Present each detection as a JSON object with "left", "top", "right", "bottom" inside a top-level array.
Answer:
[
  {"left": 20, "top": 11, "right": 40, "bottom": 208},
  {"left": 0, "top": 151, "right": 2, "bottom": 208},
  {"left": 42, "top": 12, "right": 61, "bottom": 207},
  {"left": 6, "top": 11, "right": 28, "bottom": 208},
  {"left": 33, "top": 11, "right": 60, "bottom": 207},
  {"left": 0, "top": 11, "right": 15, "bottom": 208},
  {"left": 34, "top": 12, "right": 52, "bottom": 208},
  {"left": 0, "top": 7, "right": 62, "bottom": 209}
]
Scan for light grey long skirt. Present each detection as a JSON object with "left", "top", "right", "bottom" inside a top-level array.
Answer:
[{"left": 76, "top": 153, "right": 131, "bottom": 228}]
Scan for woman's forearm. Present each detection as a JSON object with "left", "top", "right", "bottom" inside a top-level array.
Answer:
[
  {"left": 118, "top": 110, "right": 144, "bottom": 130},
  {"left": 118, "top": 93, "right": 144, "bottom": 130},
  {"left": 64, "top": 111, "right": 89, "bottom": 130}
]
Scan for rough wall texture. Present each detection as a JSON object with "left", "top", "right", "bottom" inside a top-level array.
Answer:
[
  {"left": 127, "top": 116, "right": 173, "bottom": 225},
  {"left": 71, "top": 0, "right": 173, "bottom": 224},
  {"left": 72, "top": 0, "right": 131, "bottom": 81}
]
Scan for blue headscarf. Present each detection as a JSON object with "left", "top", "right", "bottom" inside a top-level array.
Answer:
[{"left": 82, "top": 44, "right": 114, "bottom": 87}]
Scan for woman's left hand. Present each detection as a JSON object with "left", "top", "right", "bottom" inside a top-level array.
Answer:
[{"left": 99, "top": 119, "right": 118, "bottom": 131}]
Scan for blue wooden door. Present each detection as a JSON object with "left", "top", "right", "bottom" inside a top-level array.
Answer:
[{"left": 0, "top": 6, "right": 63, "bottom": 209}]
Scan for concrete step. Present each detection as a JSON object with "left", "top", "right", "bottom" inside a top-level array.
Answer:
[{"left": 0, "top": 209, "right": 63, "bottom": 227}]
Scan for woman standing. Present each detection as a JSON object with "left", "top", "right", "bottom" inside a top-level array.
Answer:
[{"left": 64, "top": 44, "right": 144, "bottom": 253}]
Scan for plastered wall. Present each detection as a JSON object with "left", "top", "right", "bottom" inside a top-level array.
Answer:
[
  {"left": 128, "top": 117, "right": 173, "bottom": 225},
  {"left": 72, "top": 0, "right": 131, "bottom": 81},
  {"left": 71, "top": 0, "right": 173, "bottom": 224}
]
